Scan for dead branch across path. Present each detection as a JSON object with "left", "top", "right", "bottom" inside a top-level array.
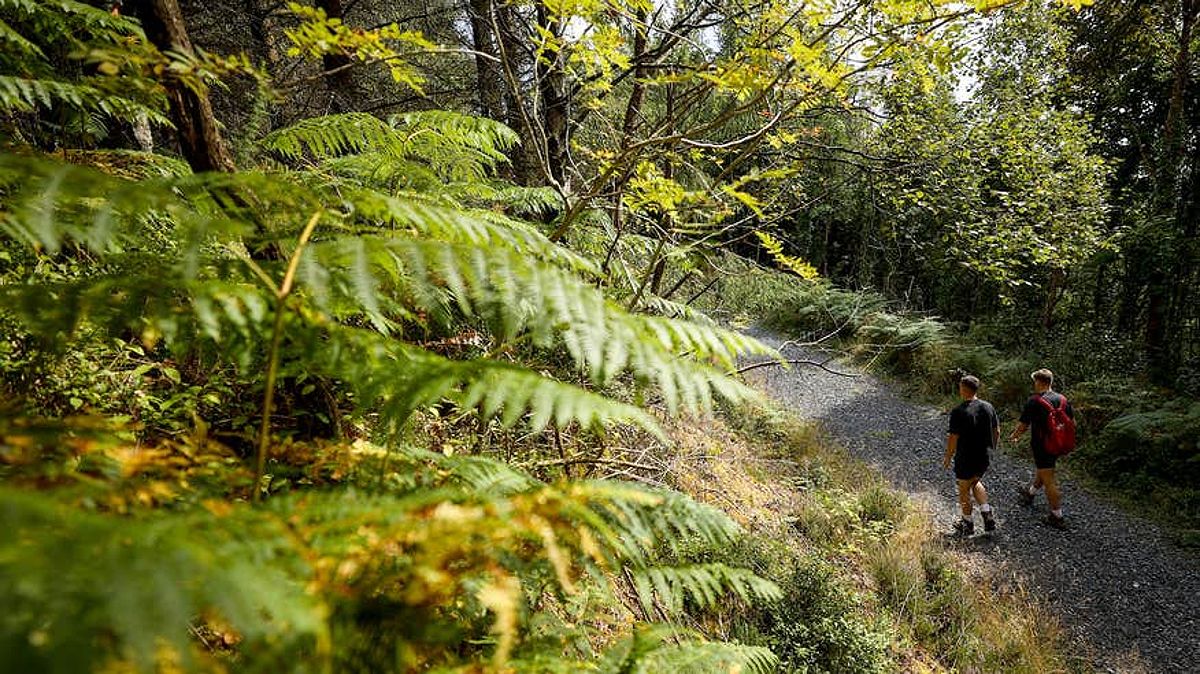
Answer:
[{"left": 735, "top": 359, "right": 861, "bottom": 378}]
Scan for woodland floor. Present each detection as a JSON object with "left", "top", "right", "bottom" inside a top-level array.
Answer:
[{"left": 741, "top": 328, "right": 1200, "bottom": 673}]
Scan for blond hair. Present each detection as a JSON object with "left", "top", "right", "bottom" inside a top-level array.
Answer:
[{"left": 1031, "top": 369, "right": 1054, "bottom": 386}]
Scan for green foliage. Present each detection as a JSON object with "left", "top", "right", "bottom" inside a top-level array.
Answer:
[
  {"left": 631, "top": 563, "right": 783, "bottom": 617},
  {"left": 755, "top": 230, "right": 819, "bottom": 281},
  {"left": 0, "top": 75, "right": 169, "bottom": 125},
  {"left": 739, "top": 542, "right": 893, "bottom": 674},
  {"left": 0, "top": 13, "right": 784, "bottom": 663},
  {"left": 1089, "top": 401, "right": 1200, "bottom": 491},
  {"left": 0, "top": 0, "right": 170, "bottom": 146},
  {"left": 283, "top": 1, "right": 434, "bottom": 92},
  {"left": 0, "top": 133, "right": 769, "bottom": 433},
  {"left": 0, "top": 443, "right": 782, "bottom": 672},
  {"left": 0, "top": 488, "right": 326, "bottom": 674}
]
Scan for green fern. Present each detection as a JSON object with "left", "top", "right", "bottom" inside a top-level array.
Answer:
[
  {"left": 0, "top": 76, "right": 170, "bottom": 125},
  {"left": 0, "top": 457, "right": 782, "bottom": 673},
  {"left": 259, "top": 112, "right": 405, "bottom": 161},
  {"left": 0, "top": 0, "right": 168, "bottom": 139},
  {"left": 308, "top": 324, "right": 663, "bottom": 435},
  {"left": 0, "top": 488, "right": 328, "bottom": 673},
  {"left": 0, "top": 16, "right": 42, "bottom": 57},
  {"left": 632, "top": 641, "right": 780, "bottom": 674},
  {"left": 1, "top": 152, "right": 774, "bottom": 429},
  {"left": 0, "top": 4, "right": 807, "bottom": 672},
  {"left": 632, "top": 563, "right": 783, "bottom": 616},
  {"left": 598, "top": 624, "right": 779, "bottom": 674},
  {"left": 0, "top": 0, "right": 134, "bottom": 34}
]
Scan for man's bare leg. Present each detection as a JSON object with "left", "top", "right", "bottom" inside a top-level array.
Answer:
[
  {"left": 956, "top": 478, "right": 976, "bottom": 518},
  {"left": 973, "top": 480, "right": 995, "bottom": 530},
  {"left": 971, "top": 480, "right": 989, "bottom": 506},
  {"left": 1039, "top": 468, "right": 1062, "bottom": 514},
  {"left": 953, "top": 478, "right": 977, "bottom": 535}
]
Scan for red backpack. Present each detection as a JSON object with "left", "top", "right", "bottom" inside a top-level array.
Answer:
[{"left": 1035, "top": 394, "right": 1076, "bottom": 455}]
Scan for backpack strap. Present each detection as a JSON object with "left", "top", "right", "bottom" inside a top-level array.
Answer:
[{"left": 1033, "top": 393, "right": 1066, "bottom": 413}]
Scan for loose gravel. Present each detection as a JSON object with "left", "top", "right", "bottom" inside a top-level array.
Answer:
[{"left": 741, "top": 328, "right": 1200, "bottom": 673}]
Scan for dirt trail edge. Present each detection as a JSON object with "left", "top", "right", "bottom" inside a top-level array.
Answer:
[{"left": 741, "top": 328, "right": 1200, "bottom": 673}]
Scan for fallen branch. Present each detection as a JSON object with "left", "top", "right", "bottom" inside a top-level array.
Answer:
[{"left": 735, "top": 358, "right": 860, "bottom": 377}]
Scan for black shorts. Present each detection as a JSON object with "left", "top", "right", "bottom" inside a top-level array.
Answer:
[
  {"left": 1033, "top": 447, "right": 1059, "bottom": 470},
  {"left": 954, "top": 458, "right": 989, "bottom": 481}
]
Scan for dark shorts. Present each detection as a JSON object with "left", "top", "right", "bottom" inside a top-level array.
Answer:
[
  {"left": 954, "top": 457, "right": 989, "bottom": 481},
  {"left": 1033, "top": 447, "right": 1059, "bottom": 470}
]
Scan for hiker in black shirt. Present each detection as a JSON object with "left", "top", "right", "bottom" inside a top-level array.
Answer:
[
  {"left": 1009, "top": 368, "right": 1074, "bottom": 529},
  {"left": 943, "top": 375, "right": 1000, "bottom": 536}
]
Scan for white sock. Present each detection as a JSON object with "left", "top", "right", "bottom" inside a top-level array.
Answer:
[
  {"left": 980, "top": 504, "right": 993, "bottom": 514},
  {"left": 1051, "top": 508, "right": 1063, "bottom": 518}
]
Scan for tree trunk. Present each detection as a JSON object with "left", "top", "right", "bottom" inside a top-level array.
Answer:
[
  {"left": 132, "top": 0, "right": 235, "bottom": 173},
  {"left": 317, "top": 0, "right": 355, "bottom": 112},
  {"left": 495, "top": 2, "right": 538, "bottom": 184},
  {"left": 1162, "top": 0, "right": 1196, "bottom": 192},
  {"left": 620, "top": 9, "right": 650, "bottom": 144},
  {"left": 1146, "top": 0, "right": 1197, "bottom": 381},
  {"left": 535, "top": 1, "right": 569, "bottom": 188},
  {"left": 1042, "top": 268, "right": 1065, "bottom": 329},
  {"left": 468, "top": 0, "right": 504, "bottom": 120},
  {"left": 601, "top": 9, "right": 651, "bottom": 277}
]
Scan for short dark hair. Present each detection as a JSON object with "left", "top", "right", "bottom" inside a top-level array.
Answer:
[
  {"left": 959, "top": 375, "right": 980, "bottom": 392},
  {"left": 1031, "top": 369, "right": 1054, "bottom": 386}
]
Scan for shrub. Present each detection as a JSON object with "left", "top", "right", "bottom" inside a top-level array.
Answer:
[
  {"left": 1088, "top": 401, "right": 1200, "bottom": 487},
  {"left": 858, "top": 483, "right": 907, "bottom": 533},
  {"left": 766, "top": 555, "right": 893, "bottom": 674}
]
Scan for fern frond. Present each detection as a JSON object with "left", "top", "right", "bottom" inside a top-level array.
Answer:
[
  {"left": 632, "top": 641, "right": 779, "bottom": 674},
  {"left": 307, "top": 231, "right": 769, "bottom": 412},
  {"left": 0, "top": 76, "right": 170, "bottom": 125},
  {"left": 0, "top": 154, "right": 255, "bottom": 255},
  {"left": 391, "top": 109, "right": 519, "bottom": 164},
  {"left": 631, "top": 563, "right": 782, "bottom": 616},
  {"left": 311, "top": 325, "right": 664, "bottom": 436},
  {"left": 259, "top": 112, "right": 403, "bottom": 161},
  {"left": 0, "top": 16, "right": 42, "bottom": 57},
  {"left": 641, "top": 295, "right": 716, "bottom": 324},
  {"left": 318, "top": 151, "right": 442, "bottom": 192},
  {"left": 0, "top": 488, "right": 327, "bottom": 673},
  {"left": 0, "top": 0, "right": 137, "bottom": 35},
  {"left": 62, "top": 149, "right": 192, "bottom": 179},
  {"left": 447, "top": 182, "right": 562, "bottom": 217},
  {"left": 573, "top": 481, "right": 741, "bottom": 561},
  {"left": 348, "top": 188, "right": 597, "bottom": 275},
  {"left": 264, "top": 112, "right": 522, "bottom": 183},
  {"left": 438, "top": 453, "right": 540, "bottom": 494},
  {"left": 1, "top": 154, "right": 769, "bottom": 424}
]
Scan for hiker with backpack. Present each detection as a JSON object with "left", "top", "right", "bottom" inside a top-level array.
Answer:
[
  {"left": 943, "top": 375, "right": 999, "bottom": 536},
  {"left": 1009, "top": 368, "right": 1076, "bottom": 529}
]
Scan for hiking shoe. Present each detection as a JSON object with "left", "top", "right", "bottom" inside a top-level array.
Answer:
[
  {"left": 952, "top": 518, "right": 974, "bottom": 537},
  {"left": 1017, "top": 486, "right": 1034, "bottom": 507},
  {"left": 1042, "top": 513, "right": 1067, "bottom": 530},
  {"left": 982, "top": 511, "right": 996, "bottom": 532}
]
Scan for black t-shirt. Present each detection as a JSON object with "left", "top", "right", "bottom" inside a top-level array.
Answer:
[
  {"left": 1019, "top": 391, "right": 1075, "bottom": 452},
  {"left": 949, "top": 399, "right": 999, "bottom": 458}
]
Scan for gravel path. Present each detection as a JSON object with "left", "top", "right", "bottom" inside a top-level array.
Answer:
[{"left": 741, "top": 328, "right": 1200, "bottom": 673}]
